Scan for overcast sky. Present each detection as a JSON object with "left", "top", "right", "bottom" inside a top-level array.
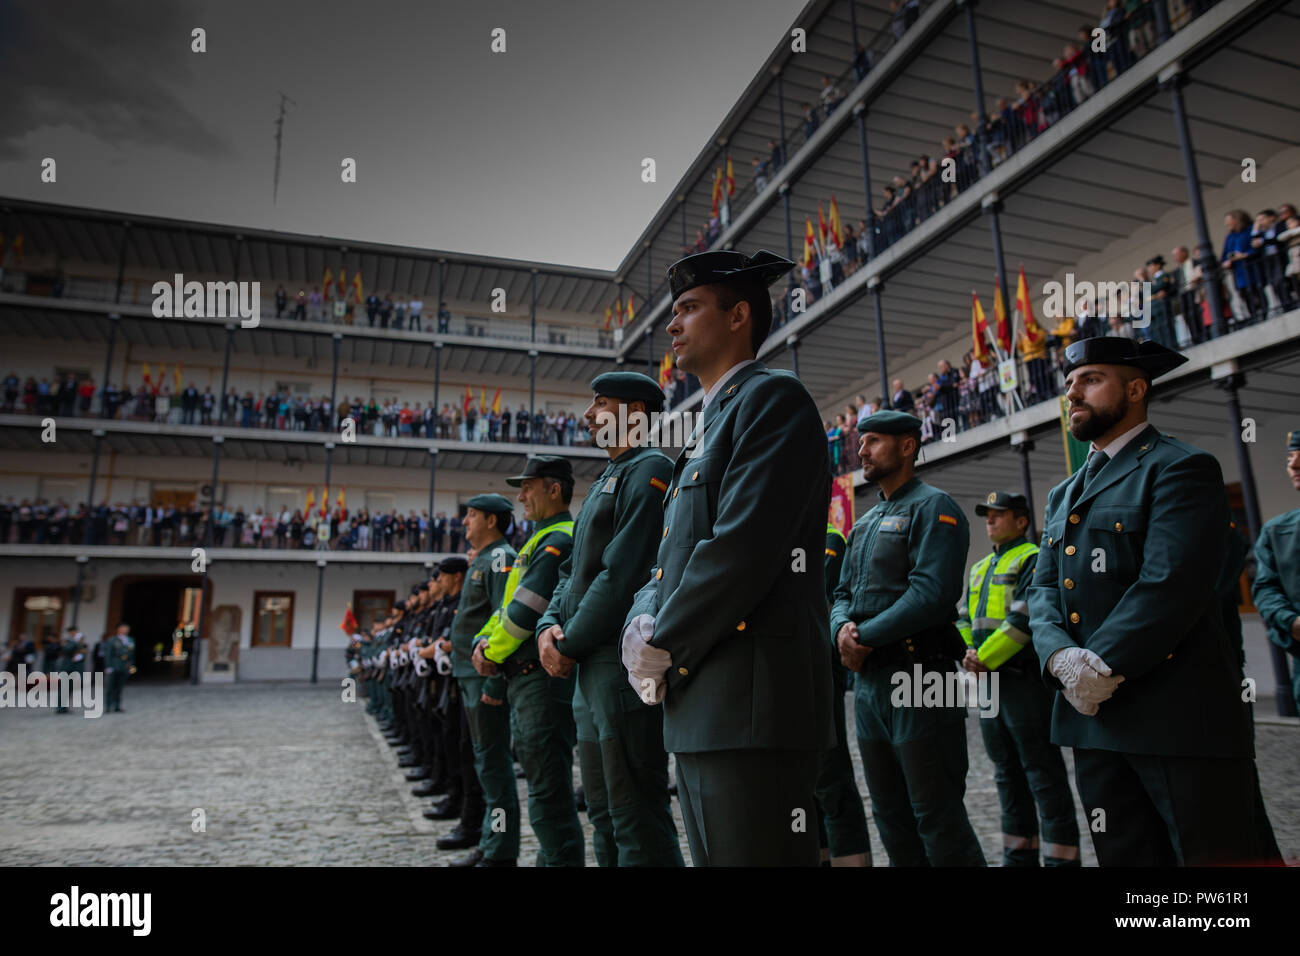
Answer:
[{"left": 0, "top": 0, "right": 806, "bottom": 271}]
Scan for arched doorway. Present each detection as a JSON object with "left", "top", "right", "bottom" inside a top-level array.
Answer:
[{"left": 104, "top": 575, "right": 211, "bottom": 681}]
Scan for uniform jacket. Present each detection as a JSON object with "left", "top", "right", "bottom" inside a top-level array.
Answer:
[
  {"left": 626, "top": 362, "right": 834, "bottom": 754},
  {"left": 539, "top": 446, "right": 674, "bottom": 663},
  {"left": 105, "top": 635, "right": 135, "bottom": 671},
  {"left": 1251, "top": 507, "right": 1300, "bottom": 658},
  {"left": 1029, "top": 424, "right": 1252, "bottom": 758},
  {"left": 450, "top": 536, "right": 514, "bottom": 679}
]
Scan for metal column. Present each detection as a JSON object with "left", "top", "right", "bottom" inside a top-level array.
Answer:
[
  {"left": 962, "top": 0, "right": 992, "bottom": 175},
  {"left": 1162, "top": 64, "right": 1227, "bottom": 337},
  {"left": 83, "top": 429, "right": 105, "bottom": 544},
  {"left": 870, "top": 277, "right": 890, "bottom": 409},
  {"left": 790, "top": 339, "right": 800, "bottom": 379},
  {"left": 71, "top": 555, "right": 88, "bottom": 627},
  {"left": 328, "top": 333, "right": 341, "bottom": 415},
  {"left": 855, "top": 102, "right": 890, "bottom": 408},
  {"left": 204, "top": 435, "right": 224, "bottom": 548},
  {"left": 99, "top": 313, "right": 120, "bottom": 418},
  {"left": 428, "top": 448, "right": 438, "bottom": 537},
  {"left": 529, "top": 270, "right": 537, "bottom": 443},
  {"left": 984, "top": 195, "right": 1012, "bottom": 339},
  {"left": 310, "top": 558, "right": 325, "bottom": 684},
  {"left": 433, "top": 341, "right": 443, "bottom": 416},
  {"left": 216, "top": 323, "right": 234, "bottom": 425}
]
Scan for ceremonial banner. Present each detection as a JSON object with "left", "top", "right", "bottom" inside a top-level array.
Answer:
[{"left": 828, "top": 473, "right": 854, "bottom": 538}]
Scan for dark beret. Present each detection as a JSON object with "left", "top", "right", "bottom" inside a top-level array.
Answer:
[{"left": 590, "top": 371, "right": 664, "bottom": 412}]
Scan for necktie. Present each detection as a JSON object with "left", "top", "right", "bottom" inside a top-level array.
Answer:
[{"left": 1068, "top": 450, "right": 1107, "bottom": 508}]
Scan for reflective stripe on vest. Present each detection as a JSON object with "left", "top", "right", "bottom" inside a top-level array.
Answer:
[
  {"left": 967, "top": 540, "right": 1038, "bottom": 641},
  {"left": 492, "top": 519, "right": 575, "bottom": 644}
]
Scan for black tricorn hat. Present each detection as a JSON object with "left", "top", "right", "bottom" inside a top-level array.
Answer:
[
  {"left": 667, "top": 249, "right": 795, "bottom": 300},
  {"left": 1062, "top": 336, "right": 1187, "bottom": 380}
]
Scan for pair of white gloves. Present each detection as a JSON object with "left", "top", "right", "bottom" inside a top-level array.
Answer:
[
  {"left": 1048, "top": 646, "right": 1124, "bottom": 715},
  {"left": 621, "top": 614, "right": 671, "bottom": 705}
]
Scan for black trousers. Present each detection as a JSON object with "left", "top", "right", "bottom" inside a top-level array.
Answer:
[
  {"left": 450, "top": 691, "right": 485, "bottom": 831},
  {"left": 674, "top": 749, "right": 820, "bottom": 867},
  {"left": 1073, "top": 748, "right": 1257, "bottom": 866}
]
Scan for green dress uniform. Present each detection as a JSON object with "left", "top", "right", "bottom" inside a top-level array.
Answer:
[
  {"left": 956, "top": 494, "right": 1078, "bottom": 867},
  {"left": 537, "top": 410, "right": 683, "bottom": 866},
  {"left": 477, "top": 458, "right": 583, "bottom": 867},
  {"left": 829, "top": 453, "right": 985, "bottom": 867},
  {"left": 625, "top": 357, "right": 834, "bottom": 867},
  {"left": 54, "top": 631, "right": 85, "bottom": 713},
  {"left": 1251, "top": 462, "right": 1300, "bottom": 714},
  {"left": 1028, "top": 337, "right": 1257, "bottom": 866},
  {"left": 104, "top": 633, "right": 135, "bottom": 713},
  {"left": 450, "top": 504, "right": 516, "bottom": 863},
  {"left": 815, "top": 523, "right": 871, "bottom": 861}
]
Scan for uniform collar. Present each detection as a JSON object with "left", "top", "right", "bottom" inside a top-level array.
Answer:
[
  {"left": 1091, "top": 419, "right": 1150, "bottom": 459},
  {"left": 992, "top": 534, "right": 1028, "bottom": 555},
  {"left": 878, "top": 475, "right": 922, "bottom": 502},
  {"left": 533, "top": 511, "right": 573, "bottom": 531},
  {"left": 701, "top": 360, "right": 758, "bottom": 408}
]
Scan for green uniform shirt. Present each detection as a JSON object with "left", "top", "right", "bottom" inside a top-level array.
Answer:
[
  {"left": 538, "top": 447, "right": 674, "bottom": 662},
  {"left": 105, "top": 634, "right": 135, "bottom": 670},
  {"left": 829, "top": 476, "right": 970, "bottom": 648},
  {"left": 450, "top": 536, "right": 514, "bottom": 679},
  {"left": 1252, "top": 507, "right": 1300, "bottom": 657}
]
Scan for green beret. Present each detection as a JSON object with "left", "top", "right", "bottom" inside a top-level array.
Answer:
[
  {"left": 505, "top": 455, "right": 574, "bottom": 487},
  {"left": 465, "top": 493, "right": 514, "bottom": 517},
  {"left": 590, "top": 371, "right": 664, "bottom": 412},
  {"left": 1288, "top": 430, "right": 1300, "bottom": 453},
  {"left": 857, "top": 410, "right": 923, "bottom": 436}
]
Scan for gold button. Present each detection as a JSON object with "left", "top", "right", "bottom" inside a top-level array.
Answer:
[
  {"left": 1069, "top": 514, "right": 1080, "bottom": 525},
  {"left": 1166, "top": 653, "right": 1173, "bottom": 660},
  {"left": 691, "top": 470, "right": 699, "bottom": 480},
  {"left": 1064, "top": 578, "right": 1074, "bottom": 589},
  {"left": 736, "top": 621, "right": 746, "bottom": 631},
  {"left": 1114, "top": 522, "right": 1123, "bottom": 531},
  {"left": 1069, "top": 612, "right": 1080, "bottom": 623},
  {"left": 672, "top": 488, "right": 678, "bottom": 499},
  {"left": 1047, "top": 536, "right": 1055, "bottom": 546},
  {"left": 655, "top": 568, "right": 663, "bottom": 580},
  {"left": 662, "top": 526, "right": 669, "bottom": 539},
  {"left": 678, "top": 667, "right": 688, "bottom": 676},
  {"left": 1065, "top": 545, "right": 1076, "bottom": 556}
]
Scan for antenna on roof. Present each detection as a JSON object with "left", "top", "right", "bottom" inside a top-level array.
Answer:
[{"left": 272, "top": 92, "right": 298, "bottom": 205}]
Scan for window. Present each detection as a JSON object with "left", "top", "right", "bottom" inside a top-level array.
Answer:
[
  {"left": 352, "top": 591, "right": 395, "bottom": 635},
  {"left": 251, "top": 591, "right": 294, "bottom": 647},
  {"left": 10, "top": 588, "right": 67, "bottom": 646}
]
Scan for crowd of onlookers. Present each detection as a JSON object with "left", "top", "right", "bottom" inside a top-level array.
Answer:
[{"left": 0, "top": 497, "right": 548, "bottom": 554}]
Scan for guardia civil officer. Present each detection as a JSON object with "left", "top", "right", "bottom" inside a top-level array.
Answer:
[
  {"left": 1029, "top": 337, "right": 1257, "bottom": 865},
  {"left": 104, "top": 623, "right": 136, "bottom": 714},
  {"left": 621, "top": 249, "right": 834, "bottom": 867},
  {"left": 54, "top": 626, "right": 86, "bottom": 714},
  {"left": 473, "top": 456, "right": 583, "bottom": 866},
  {"left": 536, "top": 372, "right": 684, "bottom": 867},
  {"left": 1251, "top": 428, "right": 1300, "bottom": 715},
  {"left": 829, "top": 410, "right": 985, "bottom": 866},
  {"left": 816, "top": 522, "right": 871, "bottom": 866},
  {"left": 420, "top": 557, "right": 471, "bottom": 819},
  {"left": 446, "top": 495, "right": 516, "bottom": 867},
  {"left": 957, "top": 492, "right": 1079, "bottom": 866}
]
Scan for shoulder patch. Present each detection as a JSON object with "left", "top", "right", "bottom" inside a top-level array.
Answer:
[
  {"left": 649, "top": 476, "right": 668, "bottom": 492},
  {"left": 938, "top": 514, "right": 958, "bottom": 526},
  {"left": 544, "top": 545, "right": 562, "bottom": 557},
  {"left": 825, "top": 548, "right": 839, "bottom": 558}
]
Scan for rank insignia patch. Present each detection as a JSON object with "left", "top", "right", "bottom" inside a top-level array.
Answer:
[
  {"left": 544, "top": 545, "right": 562, "bottom": 556},
  {"left": 938, "top": 514, "right": 957, "bottom": 526}
]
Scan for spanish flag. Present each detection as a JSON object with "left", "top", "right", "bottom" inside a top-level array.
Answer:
[
  {"left": 142, "top": 363, "right": 152, "bottom": 389},
  {"left": 480, "top": 386, "right": 487, "bottom": 415},
  {"left": 305, "top": 487, "right": 316, "bottom": 515},
  {"left": 993, "top": 276, "right": 1011, "bottom": 354},
  {"left": 321, "top": 486, "right": 328, "bottom": 517},
  {"left": 829, "top": 194, "right": 845, "bottom": 249},
  {"left": 351, "top": 270, "right": 363, "bottom": 305},
  {"left": 491, "top": 388, "right": 502, "bottom": 414},
  {"left": 337, "top": 268, "right": 347, "bottom": 299},
  {"left": 463, "top": 385, "right": 473, "bottom": 415},
  {"left": 818, "top": 202, "right": 828, "bottom": 248},
  {"left": 604, "top": 305, "right": 612, "bottom": 331},
  {"left": 615, "top": 297, "right": 624, "bottom": 328},
  {"left": 711, "top": 167, "right": 722, "bottom": 216},
  {"left": 803, "top": 218, "right": 816, "bottom": 268},
  {"left": 1016, "top": 263, "right": 1044, "bottom": 344},
  {"left": 726, "top": 156, "right": 735, "bottom": 197},
  {"left": 626, "top": 292, "right": 635, "bottom": 324},
  {"left": 658, "top": 348, "right": 673, "bottom": 388},
  {"left": 971, "top": 291, "right": 990, "bottom": 362},
  {"left": 337, "top": 487, "right": 346, "bottom": 515},
  {"left": 157, "top": 365, "right": 167, "bottom": 395},
  {"left": 322, "top": 267, "right": 333, "bottom": 298},
  {"left": 173, "top": 363, "right": 183, "bottom": 392},
  {"left": 340, "top": 603, "right": 360, "bottom": 636}
]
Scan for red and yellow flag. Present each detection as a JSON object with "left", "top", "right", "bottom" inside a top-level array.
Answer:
[
  {"left": 626, "top": 292, "right": 635, "bottom": 324},
  {"left": 480, "top": 386, "right": 487, "bottom": 415},
  {"left": 340, "top": 603, "right": 360, "bottom": 636},
  {"left": 351, "top": 270, "right": 363, "bottom": 305},
  {"left": 726, "top": 157, "right": 735, "bottom": 197},
  {"left": 971, "top": 292, "right": 990, "bottom": 362},
  {"left": 141, "top": 363, "right": 152, "bottom": 389},
  {"left": 322, "top": 267, "right": 333, "bottom": 298},
  {"left": 711, "top": 167, "right": 723, "bottom": 216},
  {"left": 829, "top": 194, "right": 845, "bottom": 249},
  {"left": 658, "top": 348, "right": 674, "bottom": 388},
  {"left": 463, "top": 385, "right": 473, "bottom": 415},
  {"left": 803, "top": 218, "right": 816, "bottom": 268},
  {"left": 321, "top": 486, "right": 328, "bottom": 517},
  {"left": 604, "top": 305, "right": 612, "bottom": 332},
  {"left": 993, "top": 276, "right": 1011, "bottom": 354},
  {"left": 615, "top": 298, "right": 624, "bottom": 328},
  {"left": 1016, "top": 264, "right": 1044, "bottom": 344},
  {"left": 337, "top": 268, "right": 347, "bottom": 298},
  {"left": 173, "top": 362, "right": 183, "bottom": 392},
  {"left": 491, "top": 388, "right": 502, "bottom": 415},
  {"left": 818, "top": 202, "right": 828, "bottom": 248},
  {"left": 304, "top": 487, "right": 316, "bottom": 515},
  {"left": 337, "top": 487, "right": 346, "bottom": 514},
  {"left": 157, "top": 365, "right": 167, "bottom": 394}
]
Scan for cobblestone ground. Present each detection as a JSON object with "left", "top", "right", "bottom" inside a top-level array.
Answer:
[{"left": 0, "top": 681, "right": 1295, "bottom": 866}]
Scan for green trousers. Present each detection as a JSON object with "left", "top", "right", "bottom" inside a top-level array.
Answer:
[
  {"left": 105, "top": 670, "right": 127, "bottom": 711},
  {"left": 854, "top": 664, "right": 985, "bottom": 867},
  {"left": 460, "top": 675, "right": 520, "bottom": 862},
  {"left": 573, "top": 655, "right": 683, "bottom": 867},
  {"left": 815, "top": 664, "right": 871, "bottom": 859},
  {"left": 508, "top": 666, "right": 584, "bottom": 866}
]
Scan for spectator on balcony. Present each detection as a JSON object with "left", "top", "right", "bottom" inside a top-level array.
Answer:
[
  {"left": 200, "top": 387, "right": 215, "bottom": 426},
  {"left": 364, "top": 292, "right": 380, "bottom": 327},
  {"left": 1145, "top": 255, "right": 1178, "bottom": 348},
  {"left": 819, "top": 76, "right": 845, "bottom": 116},
  {"left": 1125, "top": 0, "right": 1156, "bottom": 60},
  {"left": 1077, "top": 25, "right": 1107, "bottom": 92},
  {"left": 1021, "top": 326, "right": 1051, "bottom": 403},
  {"left": 409, "top": 296, "right": 423, "bottom": 331},
  {"left": 1252, "top": 208, "right": 1293, "bottom": 314},
  {"left": 890, "top": 0, "right": 920, "bottom": 39},
  {"left": 853, "top": 41, "right": 869, "bottom": 81},
  {"left": 1100, "top": 0, "right": 1134, "bottom": 76},
  {"left": 394, "top": 297, "right": 407, "bottom": 330},
  {"left": 706, "top": 215, "right": 722, "bottom": 245},
  {"left": 1281, "top": 208, "right": 1300, "bottom": 304},
  {"left": 275, "top": 285, "right": 287, "bottom": 318},
  {"left": 691, "top": 228, "right": 707, "bottom": 254},
  {"left": 801, "top": 102, "right": 819, "bottom": 140},
  {"left": 1171, "top": 245, "right": 1204, "bottom": 344},
  {"left": 293, "top": 289, "right": 307, "bottom": 320},
  {"left": 449, "top": 512, "right": 464, "bottom": 552},
  {"left": 532, "top": 409, "right": 546, "bottom": 444},
  {"left": 437, "top": 301, "right": 451, "bottom": 333},
  {"left": 752, "top": 156, "right": 769, "bottom": 193},
  {"left": 56, "top": 374, "right": 77, "bottom": 417},
  {"left": 308, "top": 286, "right": 323, "bottom": 321},
  {"left": 768, "top": 139, "right": 784, "bottom": 173},
  {"left": 76, "top": 377, "right": 94, "bottom": 417},
  {"left": 1062, "top": 42, "right": 1096, "bottom": 106},
  {"left": 1221, "top": 209, "right": 1259, "bottom": 322},
  {"left": 887, "top": 379, "right": 913, "bottom": 414},
  {"left": 379, "top": 295, "right": 394, "bottom": 329},
  {"left": 3, "top": 372, "right": 18, "bottom": 413},
  {"left": 180, "top": 384, "right": 198, "bottom": 424}
]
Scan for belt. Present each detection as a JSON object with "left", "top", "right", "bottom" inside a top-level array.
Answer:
[
  {"left": 502, "top": 658, "right": 541, "bottom": 680},
  {"left": 863, "top": 625, "right": 964, "bottom": 670}
]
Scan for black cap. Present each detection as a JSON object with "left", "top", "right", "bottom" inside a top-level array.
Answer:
[
  {"left": 438, "top": 556, "right": 469, "bottom": 574},
  {"left": 667, "top": 249, "right": 795, "bottom": 300},
  {"left": 465, "top": 493, "right": 514, "bottom": 518},
  {"left": 857, "top": 409, "right": 923, "bottom": 436},
  {"left": 1287, "top": 430, "right": 1300, "bottom": 453},
  {"left": 505, "top": 455, "right": 574, "bottom": 487},
  {"left": 1062, "top": 337, "right": 1187, "bottom": 380},
  {"left": 1146, "top": 255, "right": 1165, "bottom": 267},
  {"left": 590, "top": 371, "right": 664, "bottom": 412},
  {"left": 975, "top": 491, "right": 1029, "bottom": 516}
]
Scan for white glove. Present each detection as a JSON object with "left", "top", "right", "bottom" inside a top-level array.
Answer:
[
  {"left": 621, "top": 614, "right": 671, "bottom": 705},
  {"left": 1049, "top": 646, "right": 1124, "bottom": 712},
  {"left": 434, "top": 648, "right": 453, "bottom": 676},
  {"left": 414, "top": 656, "right": 430, "bottom": 677}
]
